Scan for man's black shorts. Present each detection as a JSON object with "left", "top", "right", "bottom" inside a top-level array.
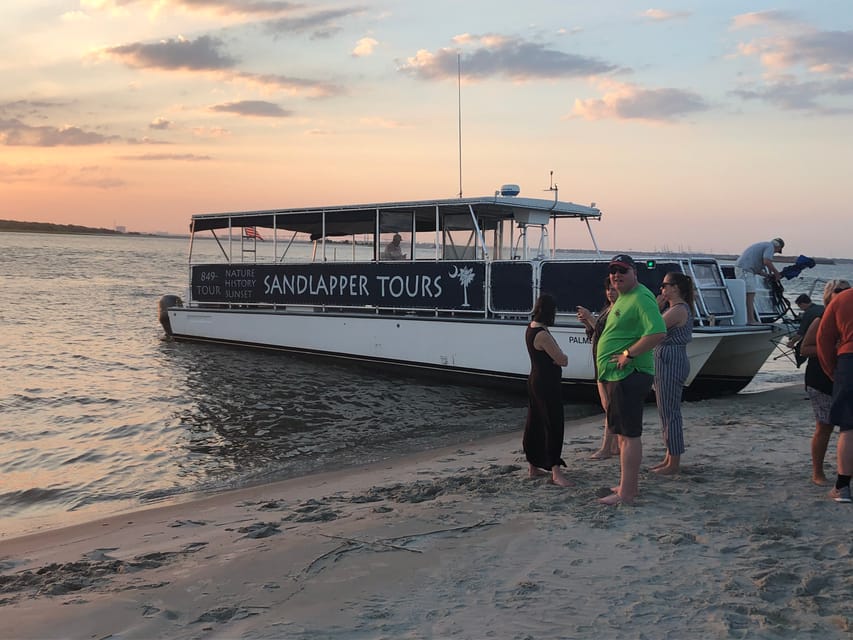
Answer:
[{"left": 605, "top": 371, "right": 654, "bottom": 438}]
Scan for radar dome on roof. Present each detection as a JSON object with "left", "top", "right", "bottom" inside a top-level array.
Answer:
[{"left": 500, "top": 184, "right": 520, "bottom": 197}]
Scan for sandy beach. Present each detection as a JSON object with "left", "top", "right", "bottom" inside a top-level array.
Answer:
[{"left": 1, "top": 384, "right": 850, "bottom": 639}]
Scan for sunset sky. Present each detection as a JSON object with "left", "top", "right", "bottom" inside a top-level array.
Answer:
[{"left": 2, "top": 1, "right": 851, "bottom": 257}]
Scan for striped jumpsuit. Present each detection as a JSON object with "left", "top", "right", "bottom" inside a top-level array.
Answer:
[{"left": 654, "top": 303, "right": 692, "bottom": 456}]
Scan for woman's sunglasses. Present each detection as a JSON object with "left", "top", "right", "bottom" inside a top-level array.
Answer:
[{"left": 834, "top": 287, "right": 849, "bottom": 294}]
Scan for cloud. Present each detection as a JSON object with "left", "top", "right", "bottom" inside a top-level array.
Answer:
[
  {"left": 352, "top": 37, "right": 378, "bottom": 58},
  {"left": 83, "top": 0, "right": 301, "bottom": 15},
  {"left": 173, "top": 0, "right": 303, "bottom": 15},
  {"left": 103, "top": 35, "right": 237, "bottom": 70},
  {"left": 0, "top": 119, "right": 120, "bottom": 146},
  {"left": 0, "top": 162, "right": 125, "bottom": 189},
  {"left": 399, "top": 34, "right": 617, "bottom": 81},
  {"left": 730, "top": 18, "right": 853, "bottom": 113},
  {"left": 117, "top": 152, "right": 213, "bottom": 160},
  {"left": 0, "top": 163, "right": 42, "bottom": 182},
  {"left": 730, "top": 11, "right": 796, "bottom": 31},
  {"left": 0, "top": 99, "right": 71, "bottom": 120},
  {"left": 100, "top": 36, "right": 343, "bottom": 97},
  {"left": 232, "top": 71, "right": 345, "bottom": 98},
  {"left": 149, "top": 117, "right": 172, "bottom": 129},
  {"left": 570, "top": 80, "right": 709, "bottom": 123},
  {"left": 773, "top": 30, "right": 853, "bottom": 74},
  {"left": 209, "top": 100, "right": 293, "bottom": 117},
  {"left": 730, "top": 78, "right": 822, "bottom": 110},
  {"left": 69, "top": 165, "right": 127, "bottom": 189},
  {"left": 731, "top": 77, "right": 853, "bottom": 114},
  {"left": 263, "top": 7, "right": 365, "bottom": 39},
  {"left": 192, "top": 126, "right": 231, "bottom": 137},
  {"left": 640, "top": 9, "right": 691, "bottom": 22},
  {"left": 81, "top": 0, "right": 136, "bottom": 10}
]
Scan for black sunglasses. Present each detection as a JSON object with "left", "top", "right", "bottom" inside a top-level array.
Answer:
[
  {"left": 609, "top": 265, "right": 629, "bottom": 274},
  {"left": 834, "top": 287, "right": 849, "bottom": 294}
]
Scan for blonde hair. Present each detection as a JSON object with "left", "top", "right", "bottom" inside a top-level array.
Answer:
[{"left": 822, "top": 279, "right": 851, "bottom": 306}]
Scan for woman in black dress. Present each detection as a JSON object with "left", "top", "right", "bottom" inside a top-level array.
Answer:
[{"left": 523, "top": 293, "right": 571, "bottom": 486}]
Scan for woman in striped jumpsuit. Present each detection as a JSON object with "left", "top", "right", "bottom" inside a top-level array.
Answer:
[{"left": 651, "top": 272, "right": 694, "bottom": 475}]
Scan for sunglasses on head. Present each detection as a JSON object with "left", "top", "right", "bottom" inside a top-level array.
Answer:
[{"left": 609, "top": 265, "right": 629, "bottom": 274}]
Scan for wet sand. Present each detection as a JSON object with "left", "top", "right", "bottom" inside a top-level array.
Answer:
[{"left": 1, "top": 385, "right": 850, "bottom": 639}]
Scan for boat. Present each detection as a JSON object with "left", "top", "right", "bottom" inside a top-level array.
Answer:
[{"left": 159, "top": 186, "right": 785, "bottom": 398}]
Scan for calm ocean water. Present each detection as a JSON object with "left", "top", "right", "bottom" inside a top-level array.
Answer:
[{"left": 1, "top": 232, "right": 849, "bottom": 539}]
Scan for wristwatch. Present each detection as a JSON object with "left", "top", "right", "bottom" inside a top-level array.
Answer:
[{"left": 622, "top": 349, "right": 634, "bottom": 359}]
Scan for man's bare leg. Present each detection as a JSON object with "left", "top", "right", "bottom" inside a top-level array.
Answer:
[
  {"left": 746, "top": 291, "right": 758, "bottom": 324},
  {"left": 590, "top": 428, "right": 617, "bottom": 459},
  {"left": 830, "top": 431, "right": 853, "bottom": 500},
  {"left": 590, "top": 383, "right": 615, "bottom": 459},
  {"left": 811, "top": 422, "right": 833, "bottom": 485},
  {"left": 599, "top": 435, "right": 641, "bottom": 505}
]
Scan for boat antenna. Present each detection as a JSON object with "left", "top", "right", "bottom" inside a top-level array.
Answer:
[
  {"left": 546, "top": 170, "right": 558, "bottom": 203},
  {"left": 457, "top": 52, "right": 463, "bottom": 198}
]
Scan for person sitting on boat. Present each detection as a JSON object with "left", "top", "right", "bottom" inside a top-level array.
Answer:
[
  {"left": 734, "top": 237, "right": 785, "bottom": 325},
  {"left": 382, "top": 233, "right": 407, "bottom": 260}
]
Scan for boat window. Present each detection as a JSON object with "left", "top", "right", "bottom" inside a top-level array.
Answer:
[{"left": 441, "top": 213, "right": 475, "bottom": 260}]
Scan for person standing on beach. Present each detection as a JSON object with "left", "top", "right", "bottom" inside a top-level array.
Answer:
[
  {"left": 577, "top": 276, "right": 620, "bottom": 459},
  {"left": 651, "top": 272, "right": 694, "bottom": 476},
  {"left": 816, "top": 282, "right": 853, "bottom": 503},
  {"left": 734, "top": 238, "right": 785, "bottom": 324},
  {"left": 523, "top": 293, "right": 572, "bottom": 487},
  {"left": 596, "top": 255, "right": 666, "bottom": 505},
  {"left": 799, "top": 280, "right": 849, "bottom": 485}
]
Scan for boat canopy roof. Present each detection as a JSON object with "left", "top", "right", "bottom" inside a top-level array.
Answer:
[{"left": 190, "top": 195, "right": 601, "bottom": 239}]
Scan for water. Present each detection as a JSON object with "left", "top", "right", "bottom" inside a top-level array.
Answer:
[
  {"left": 0, "top": 232, "right": 849, "bottom": 539},
  {"left": 0, "top": 233, "right": 540, "bottom": 538}
]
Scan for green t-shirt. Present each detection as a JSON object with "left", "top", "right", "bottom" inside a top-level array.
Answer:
[{"left": 596, "top": 283, "right": 666, "bottom": 381}]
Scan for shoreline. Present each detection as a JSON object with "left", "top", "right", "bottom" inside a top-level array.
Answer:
[{"left": 1, "top": 384, "right": 850, "bottom": 639}]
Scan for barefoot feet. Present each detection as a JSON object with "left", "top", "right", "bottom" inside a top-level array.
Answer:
[
  {"left": 651, "top": 464, "right": 680, "bottom": 476},
  {"left": 528, "top": 464, "right": 549, "bottom": 478},
  {"left": 589, "top": 449, "right": 613, "bottom": 461},
  {"left": 598, "top": 490, "right": 634, "bottom": 506},
  {"left": 551, "top": 467, "right": 574, "bottom": 487}
]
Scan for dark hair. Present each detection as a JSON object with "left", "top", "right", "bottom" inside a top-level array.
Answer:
[
  {"left": 665, "top": 271, "right": 694, "bottom": 307},
  {"left": 603, "top": 276, "right": 612, "bottom": 289},
  {"left": 532, "top": 293, "right": 557, "bottom": 326},
  {"left": 795, "top": 294, "right": 810, "bottom": 305}
]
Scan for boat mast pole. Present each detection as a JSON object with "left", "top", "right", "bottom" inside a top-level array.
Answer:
[{"left": 457, "top": 52, "right": 462, "bottom": 199}]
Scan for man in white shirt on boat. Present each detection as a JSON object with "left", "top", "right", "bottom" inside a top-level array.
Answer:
[
  {"left": 382, "top": 233, "right": 407, "bottom": 260},
  {"left": 735, "top": 237, "right": 785, "bottom": 325}
]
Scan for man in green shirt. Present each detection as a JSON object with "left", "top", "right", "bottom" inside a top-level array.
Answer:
[{"left": 596, "top": 254, "right": 666, "bottom": 506}]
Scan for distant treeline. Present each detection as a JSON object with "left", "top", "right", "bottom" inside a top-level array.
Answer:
[{"left": 0, "top": 219, "right": 148, "bottom": 236}]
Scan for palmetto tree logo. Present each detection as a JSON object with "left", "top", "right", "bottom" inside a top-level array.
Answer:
[{"left": 448, "top": 265, "right": 475, "bottom": 307}]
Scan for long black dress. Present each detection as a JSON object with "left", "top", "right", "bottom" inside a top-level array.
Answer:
[{"left": 523, "top": 325, "right": 566, "bottom": 470}]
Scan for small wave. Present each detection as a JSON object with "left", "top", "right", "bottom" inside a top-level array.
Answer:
[{"left": 0, "top": 487, "right": 72, "bottom": 511}]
